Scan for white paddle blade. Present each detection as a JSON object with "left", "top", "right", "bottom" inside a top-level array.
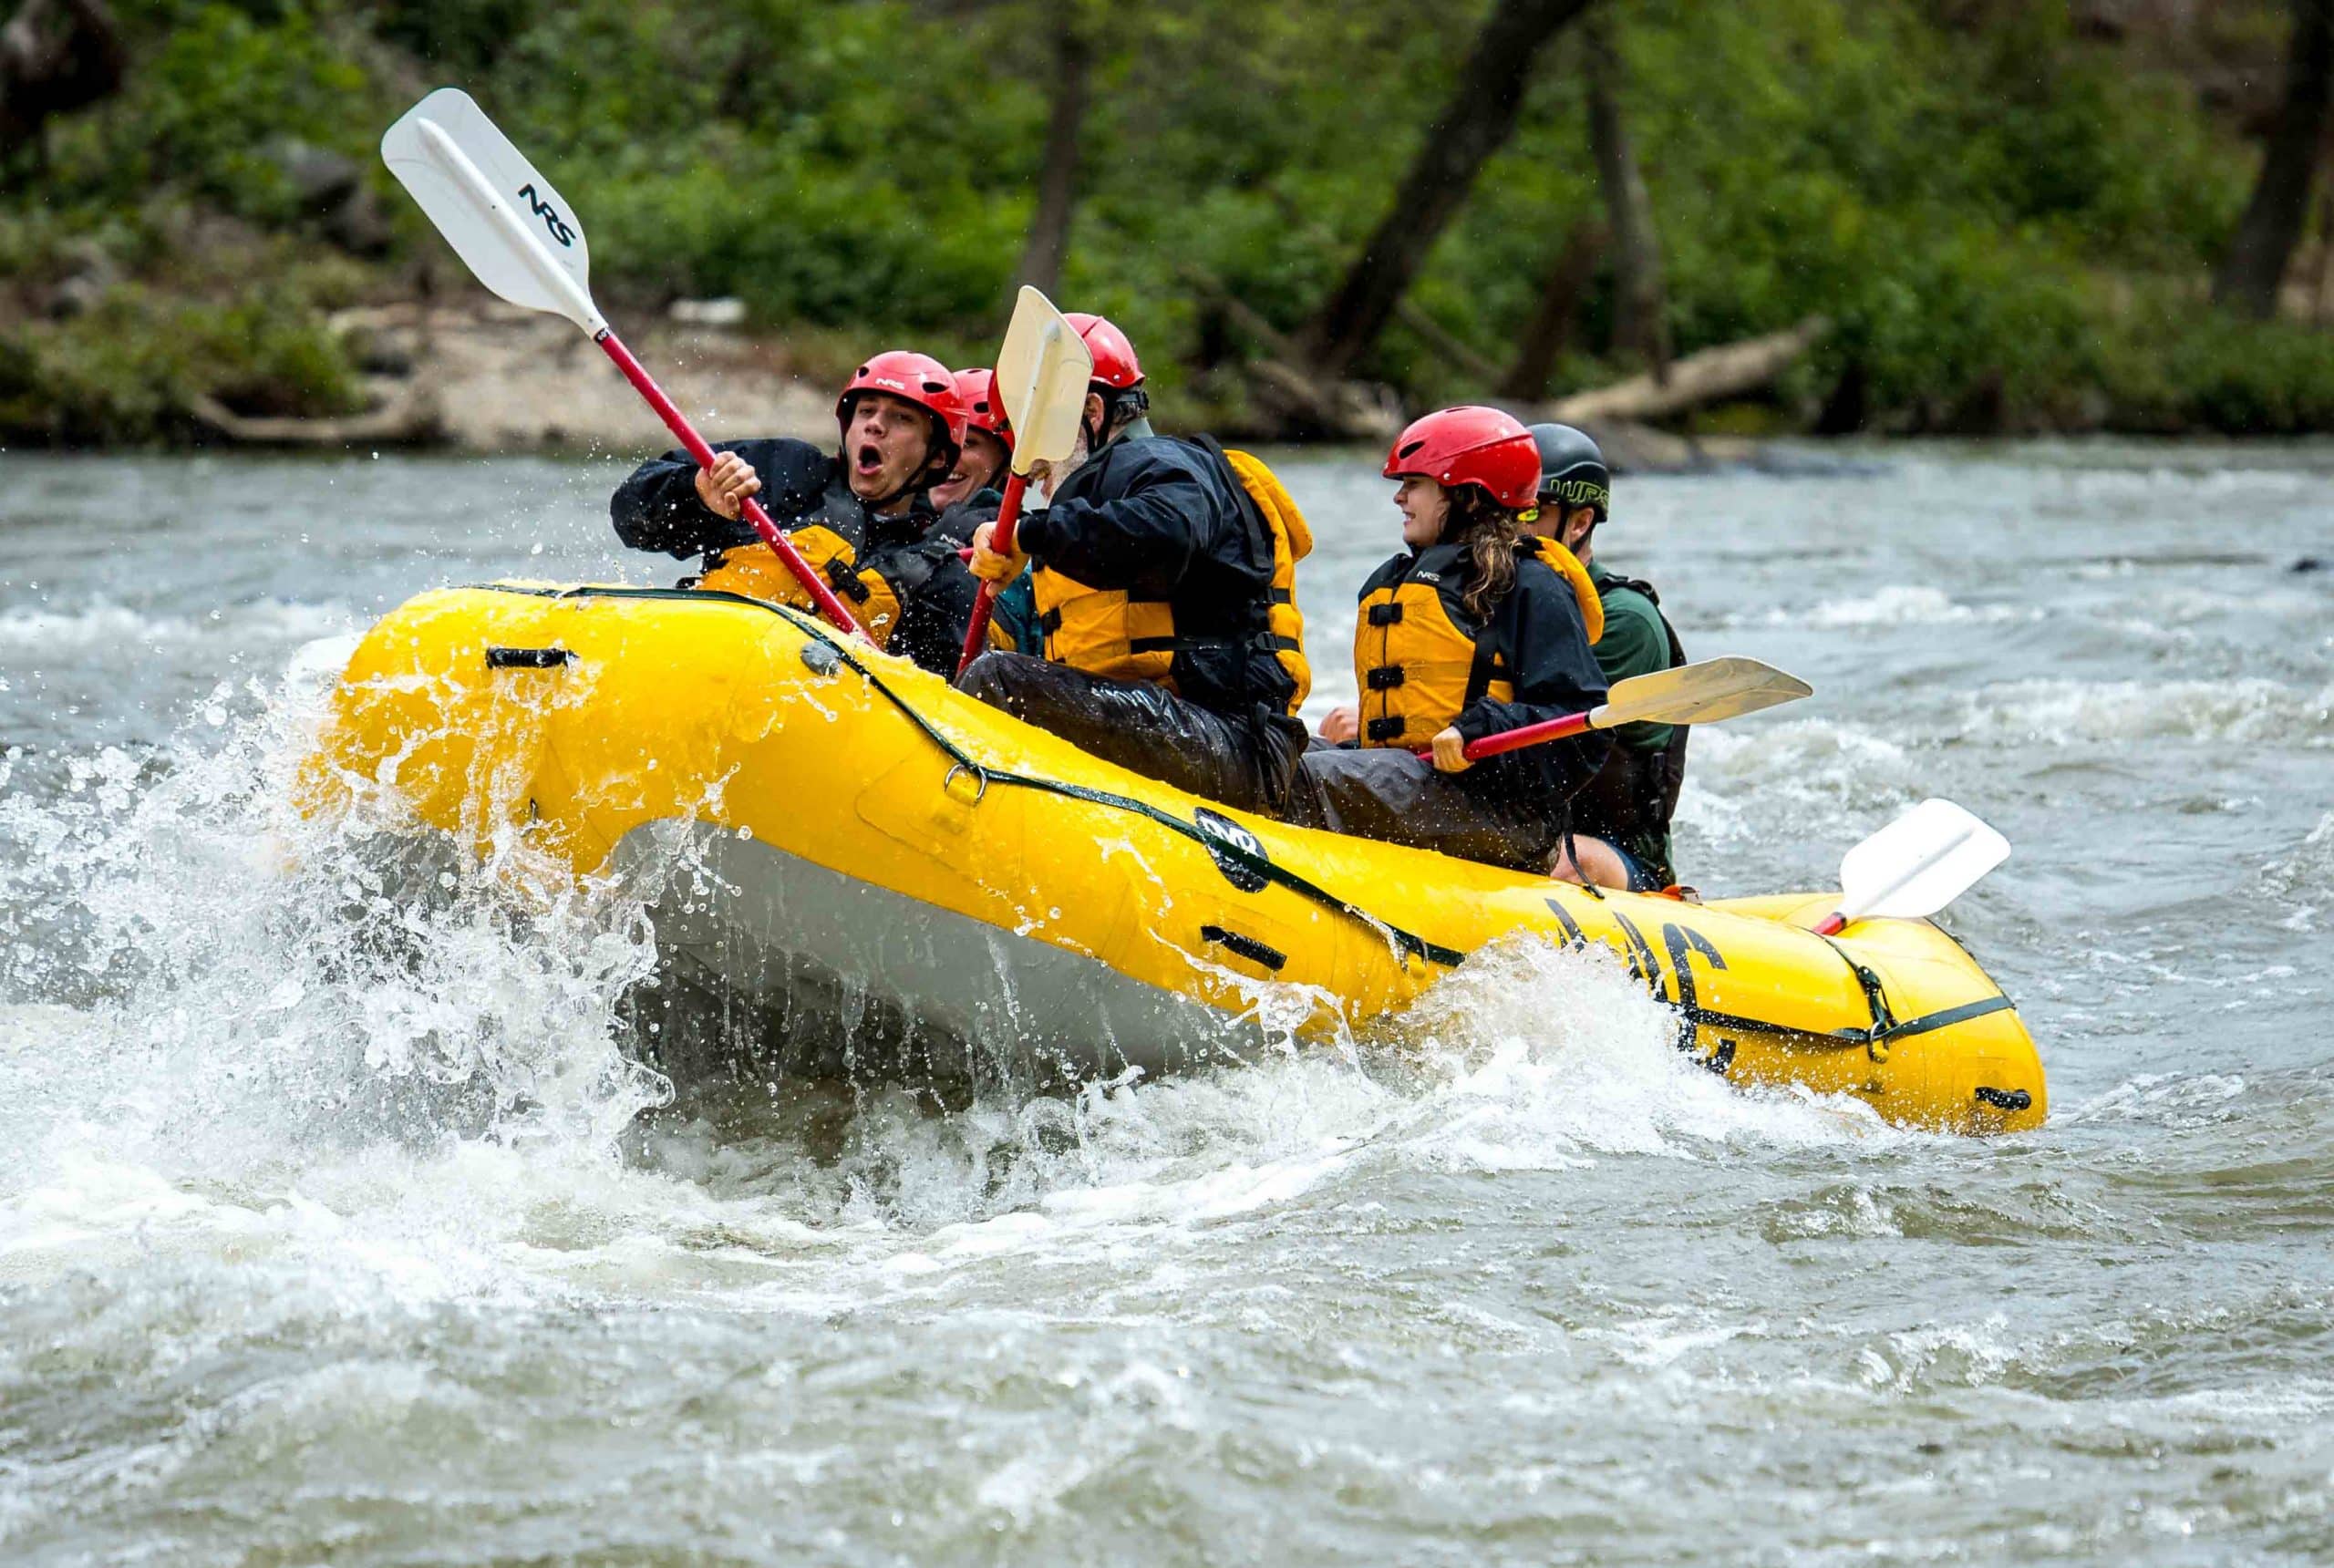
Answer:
[
  {"left": 1839, "top": 798, "right": 2010, "bottom": 923},
  {"left": 1596, "top": 656, "right": 1812, "bottom": 729},
  {"left": 995, "top": 285, "right": 1094, "bottom": 472},
  {"left": 381, "top": 88, "right": 604, "bottom": 335}
]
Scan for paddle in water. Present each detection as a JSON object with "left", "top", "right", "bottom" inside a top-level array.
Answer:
[
  {"left": 1415, "top": 655, "right": 1812, "bottom": 761},
  {"left": 955, "top": 287, "right": 1095, "bottom": 674},
  {"left": 1811, "top": 797, "right": 2010, "bottom": 936},
  {"left": 379, "top": 88, "right": 864, "bottom": 637}
]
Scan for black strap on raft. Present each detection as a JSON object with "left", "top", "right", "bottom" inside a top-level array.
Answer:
[
  {"left": 1536, "top": 892, "right": 2016, "bottom": 1054},
  {"left": 480, "top": 584, "right": 1463, "bottom": 969}
]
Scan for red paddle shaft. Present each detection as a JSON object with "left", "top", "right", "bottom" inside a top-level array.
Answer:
[
  {"left": 1413, "top": 707, "right": 1594, "bottom": 763},
  {"left": 1811, "top": 911, "right": 1849, "bottom": 937},
  {"left": 595, "top": 330, "right": 865, "bottom": 638},
  {"left": 955, "top": 470, "right": 1031, "bottom": 674}
]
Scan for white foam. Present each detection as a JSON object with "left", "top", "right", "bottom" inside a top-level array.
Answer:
[
  {"left": 0, "top": 599, "right": 356, "bottom": 651},
  {"left": 1964, "top": 677, "right": 2334, "bottom": 745},
  {"left": 1748, "top": 584, "right": 2030, "bottom": 629}
]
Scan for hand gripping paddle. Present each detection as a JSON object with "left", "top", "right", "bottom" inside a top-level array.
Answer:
[
  {"left": 1416, "top": 655, "right": 1812, "bottom": 761},
  {"left": 380, "top": 88, "right": 865, "bottom": 637},
  {"left": 955, "top": 286, "right": 1095, "bottom": 674}
]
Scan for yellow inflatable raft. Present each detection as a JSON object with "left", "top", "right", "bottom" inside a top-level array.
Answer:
[{"left": 302, "top": 583, "right": 2046, "bottom": 1134}]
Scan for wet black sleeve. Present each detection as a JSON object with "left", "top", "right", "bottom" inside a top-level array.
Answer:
[
  {"left": 871, "top": 535, "right": 986, "bottom": 676},
  {"left": 1454, "top": 565, "right": 1614, "bottom": 803},
  {"left": 610, "top": 438, "right": 831, "bottom": 559},
  {"left": 1011, "top": 451, "right": 1224, "bottom": 600}
]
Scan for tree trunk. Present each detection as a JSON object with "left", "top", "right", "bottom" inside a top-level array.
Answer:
[
  {"left": 1012, "top": 14, "right": 1092, "bottom": 299},
  {"left": 1583, "top": 12, "right": 1669, "bottom": 377},
  {"left": 0, "top": 0, "right": 126, "bottom": 163},
  {"left": 1498, "top": 220, "right": 1606, "bottom": 399},
  {"left": 1299, "top": 0, "right": 1597, "bottom": 381},
  {"left": 1533, "top": 317, "right": 1827, "bottom": 425},
  {"left": 2214, "top": 0, "right": 2334, "bottom": 318}
]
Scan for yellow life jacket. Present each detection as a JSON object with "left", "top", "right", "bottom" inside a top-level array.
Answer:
[
  {"left": 695, "top": 524, "right": 907, "bottom": 646},
  {"left": 1352, "top": 535, "right": 1602, "bottom": 748},
  {"left": 692, "top": 464, "right": 937, "bottom": 649},
  {"left": 1031, "top": 442, "right": 1313, "bottom": 714}
]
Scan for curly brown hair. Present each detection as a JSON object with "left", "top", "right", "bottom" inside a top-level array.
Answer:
[{"left": 1441, "top": 485, "right": 1531, "bottom": 620}]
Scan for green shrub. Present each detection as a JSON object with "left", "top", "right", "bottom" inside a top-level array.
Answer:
[{"left": 0, "top": 286, "right": 360, "bottom": 446}]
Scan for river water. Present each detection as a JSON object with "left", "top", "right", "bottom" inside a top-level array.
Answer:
[{"left": 1, "top": 442, "right": 2329, "bottom": 1564}]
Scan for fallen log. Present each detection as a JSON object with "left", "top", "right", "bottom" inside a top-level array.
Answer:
[
  {"left": 1537, "top": 317, "right": 1827, "bottom": 425},
  {"left": 186, "top": 377, "right": 440, "bottom": 449}
]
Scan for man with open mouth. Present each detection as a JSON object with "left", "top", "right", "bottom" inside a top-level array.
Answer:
[{"left": 609, "top": 350, "right": 987, "bottom": 675}]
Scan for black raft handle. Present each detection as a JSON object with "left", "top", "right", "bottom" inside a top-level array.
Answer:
[
  {"left": 485, "top": 645, "right": 574, "bottom": 669},
  {"left": 1201, "top": 924, "right": 1287, "bottom": 972},
  {"left": 1973, "top": 1086, "right": 2032, "bottom": 1112}
]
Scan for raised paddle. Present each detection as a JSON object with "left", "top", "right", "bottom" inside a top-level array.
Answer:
[
  {"left": 1415, "top": 655, "right": 1812, "bottom": 761},
  {"left": 379, "top": 88, "right": 864, "bottom": 637},
  {"left": 955, "top": 286, "right": 1094, "bottom": 674},
  {"left": 1810, "top": 797, "right": 2010, "bottom": 937}
]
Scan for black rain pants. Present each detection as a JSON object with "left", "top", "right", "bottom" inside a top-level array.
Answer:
[{"left": 955, "top": 651, "right": 1306, "bottom": 819}]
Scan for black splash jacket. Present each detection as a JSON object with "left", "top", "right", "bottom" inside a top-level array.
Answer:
[
  {"left": 613, "top": 438, "right": 861, "bottom": 560},
  {"left": 1013, "top": 434, "right": 1290, "bottom": 719}
]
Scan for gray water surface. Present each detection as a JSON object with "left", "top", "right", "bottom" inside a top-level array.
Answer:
[{"left": 1, "top": 443, "right": 2330, "bottom": 1564}]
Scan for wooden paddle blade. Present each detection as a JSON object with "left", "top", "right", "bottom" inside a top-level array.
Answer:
[
  {"left": 995, "top": 285, "right": 1094, "bottom": 474},
  {"left": 381, "top": 88, "right": 603, "bottom": 334},
  {"left": 1596, "top": 656, "right": 1812, "bottom": 729},
  {"left": 1839, "top": 798, "right": 2010, "bottom": 923}
]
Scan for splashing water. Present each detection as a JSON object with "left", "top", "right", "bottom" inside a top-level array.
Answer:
[
  {"left": 5, "top": 445, "right": 2331, "bottom": 1564},
  {"left": 0, "top": 646, "right": 672, "bottom": 1222}
]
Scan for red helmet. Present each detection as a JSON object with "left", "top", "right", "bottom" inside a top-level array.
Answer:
[
  {"left": 837, "top": 350, "right": 967, "bottom": 461},
  {"left": 1382, "top": 406, "right": 1541, "bottom": 511},
  {"left": 952, "top": 367, "right": 1013, "bottom": 452},
  {"left": 1063, "top": 312, "right": 1143, "bottom": 389}
]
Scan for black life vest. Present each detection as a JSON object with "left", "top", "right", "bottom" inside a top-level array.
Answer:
[
  {"left": 1351, "top": 536, "right": 1602, "bottom": 748},
  {"left": 1568, "top": 572, "right": 1689, "bottom": 882}
]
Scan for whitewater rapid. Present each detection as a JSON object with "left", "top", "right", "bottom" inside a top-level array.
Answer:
[{"left": 3, "top": 443, "right": 2329, "bottom": 1563}]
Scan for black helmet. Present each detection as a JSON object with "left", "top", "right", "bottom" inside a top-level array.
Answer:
[{"left": 1529, "top": 423, "right": 1611, "bottom": 519}]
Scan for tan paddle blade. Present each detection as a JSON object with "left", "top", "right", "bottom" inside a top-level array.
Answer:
[
  {"left": 995, "top": 285, "right": 1094, "bottom": 475},
  {"left": 1595, "top": 656, "right": 1812, "bottom": 730},
  {"left": 1837, "top": 798, "right": 2011, "bottom": 924}
]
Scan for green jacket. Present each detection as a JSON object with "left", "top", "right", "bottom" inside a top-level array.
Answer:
[{"left": 1578, "top": 561, "right": 1686, "bottom": 882}]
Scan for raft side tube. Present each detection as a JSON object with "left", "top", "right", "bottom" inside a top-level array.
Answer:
[{"left": 306, "top": 583, "right": 2045, "bottom": 1132}]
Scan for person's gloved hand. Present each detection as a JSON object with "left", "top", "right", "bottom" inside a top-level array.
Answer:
[{"left": 969, "top": 519, "right": 1029, "bottom": 583}]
